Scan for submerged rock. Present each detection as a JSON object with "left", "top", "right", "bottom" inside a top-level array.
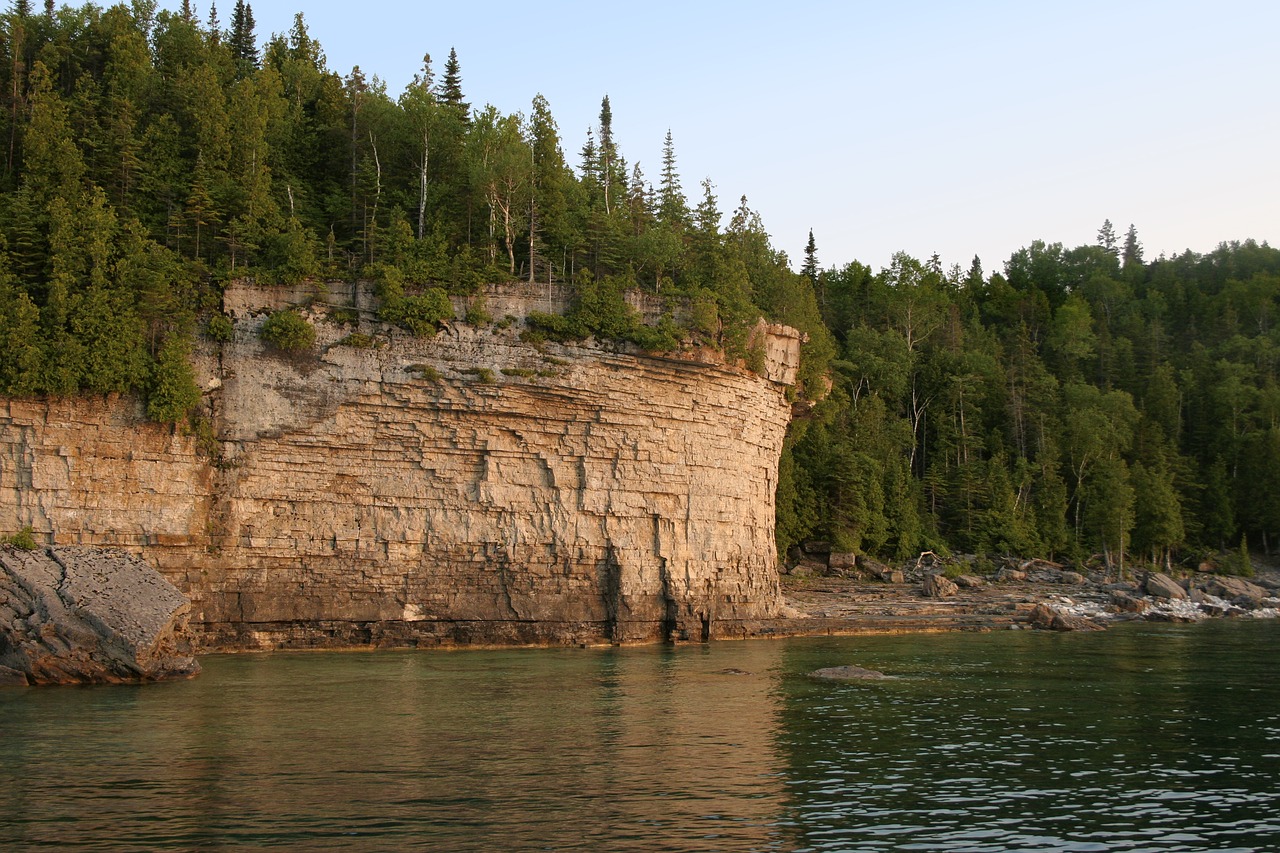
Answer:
[
  {"left": 0, "top": 546, "right": 200, "bottom": 686},
  {"left": 810, "top": 665, "right": 891, "bottom": 681}
]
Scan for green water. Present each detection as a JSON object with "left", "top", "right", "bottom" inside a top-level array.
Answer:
[{"left": 2, "top": 620, "right": 1278, "bottom": 851}]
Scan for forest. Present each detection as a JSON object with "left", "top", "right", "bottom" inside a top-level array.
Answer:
[{"left": 1, "top": 3, "right": 1278, "bottom": 572}]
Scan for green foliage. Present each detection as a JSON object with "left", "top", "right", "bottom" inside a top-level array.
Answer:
[
  {"left": 147, "top": 335, "right": 202, "bottom": 424},
  {"left": 206, "top": 314, "right": 235, "bottom": 343},
  {"left": 327, "top": 308, "right": 360, "bottom": 326},
  {"left": 465, "top": 295, "right": 493, "bottom": 326},
  {"left": 463, "top": 367, "right": 496, "bottom": 384},
  {"left": 1, "top": 527, "right": 38, "bottom": 550},
  {"left": 259, "top": 309, "right": 316, "bottom": 353},
  {"left": 337, "top": 332, "right": 375, "bottom": 348},
  {"left": 409, "top": 364, "right": 441, "bottom": 382},
  {"left": 2, "top": 3, "right": 1278, "bottom": 571},
  {"left": 378, "top": 270, "right": 453, "bottom": 337}
]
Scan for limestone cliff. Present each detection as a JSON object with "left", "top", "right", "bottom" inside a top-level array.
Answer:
[{"left": 0, "top": 281, "right": 801, "bottom": 650}]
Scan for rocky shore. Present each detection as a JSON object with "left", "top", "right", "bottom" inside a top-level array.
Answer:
[{"left": 773, "top": 553, "right": 1280, "bottom": 636}]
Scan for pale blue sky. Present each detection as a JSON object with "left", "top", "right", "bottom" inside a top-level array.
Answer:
[{"left": 230, "top": 0, "right": 1276, "bottom": 275}]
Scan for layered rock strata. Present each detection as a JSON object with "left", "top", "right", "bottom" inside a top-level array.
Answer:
[
  {"left": 0, "top": 282, "right": 801, "bottom": 650},
  {"left": 0, "top": 546, "right": 199, "bottom": 684}
]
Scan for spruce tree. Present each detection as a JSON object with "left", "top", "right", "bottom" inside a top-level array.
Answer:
[
  {"left": 1122, "top": 223, "right": 1143, "bottom": 268},
  {"left": 802, "top": 229, "right": 818, "bottom": 285},
  {"left": 1097, "top": 218, "right": 1117, "bottom": 256},
  {"left": 206, "top": 1, "right": 220, "bottom": 43},
  {"left": 657, "top": 129, "right": 686, "bottom": 226},
  {"left": 229, "top": 1, "right": 258, "bottom": 75},
  {"left": 440, "top": 47, "right": 468, "bottom": 117}
]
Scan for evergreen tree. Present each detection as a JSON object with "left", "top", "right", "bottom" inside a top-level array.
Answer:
[
  {"left": 439, "top": 47, "right": 468, "bottom": 117},
  {"left": 802, "top": 228, "right": 818, "bottom": 285},
  {"left": 657, "top": 129, "right": 687, "bottom": 226},
  {"left": 1123, "top": 223, "right": 1143, "bottom": 269},
  {"left": 1097, "top": 218, "right": 1117, "bottom": 256},
  {"left": 229, "top": 2, "right": 259, "bottom": 74}
]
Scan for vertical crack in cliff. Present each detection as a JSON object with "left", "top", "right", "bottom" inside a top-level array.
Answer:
[
  {"left": 653, "top": 514, "right": 678, "bottom": 643},
  {"left": 599, "top": 544, "right": 622, "bottom": 644}
]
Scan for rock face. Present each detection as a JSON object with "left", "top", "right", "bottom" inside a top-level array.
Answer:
[
  {"left": 0, "top": 281, "right": 801, "bottom": 650},
  {"left": 0, "top": 546, "right": 199, "bottom": 684}
]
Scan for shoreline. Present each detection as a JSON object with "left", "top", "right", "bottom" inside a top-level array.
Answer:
[{"left": 764, "top": 561, "right": 1280, "bottom": 638}]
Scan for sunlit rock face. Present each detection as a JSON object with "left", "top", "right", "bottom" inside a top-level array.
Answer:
[{"left": 0, "top": 282, "right": 800, "bottom": 650}]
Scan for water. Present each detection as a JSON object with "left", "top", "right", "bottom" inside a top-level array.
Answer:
[{"left": 2, "top": 621, "right": 1278, "bottom": 852}]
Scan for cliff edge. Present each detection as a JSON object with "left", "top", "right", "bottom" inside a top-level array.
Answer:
[{"left": 0, "top": 281, "right": 802, "bottom": 650}]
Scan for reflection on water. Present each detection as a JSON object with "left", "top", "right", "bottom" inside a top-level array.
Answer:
[
  {"left": 2, "top": 621, "right": 1279, "bottom": 851},
  {"left": 1, "top": 643, "right": 796, "bottom": 851}
]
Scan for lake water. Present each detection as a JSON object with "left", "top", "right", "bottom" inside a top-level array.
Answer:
[{"left": 2, "top": 620, "right": 1279, "bottom": 852}]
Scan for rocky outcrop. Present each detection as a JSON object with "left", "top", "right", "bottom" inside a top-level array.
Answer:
[
  {"left": 0, "top": 281, "right": 802, "bottom": 650},
  {"left": 1143, "top": 572, "right": 1189, "bottom": 600},
  {"left": 922, "top": 572, "right": 959, "bottom": 598},
  {"left": 0, "top": 546, "right": 199, "bottom": 684}
]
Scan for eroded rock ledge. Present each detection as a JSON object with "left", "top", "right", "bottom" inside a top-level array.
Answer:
[
  {"left": 0, "top": 546, "right": 199, "bottom": 685},
  {"left": 1, "top": 281, "right": 802, "bottom": 651}
]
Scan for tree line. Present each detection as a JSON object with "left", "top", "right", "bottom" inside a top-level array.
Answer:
[
  {"left": 783, "top": 227, "right": 1280, "bottom": 573},
  {"left": 1, "top": 4, "right": 1275, "bottom": 572},
  {"left": 0, "top": 1, "right": 832, "bottom": 416}
]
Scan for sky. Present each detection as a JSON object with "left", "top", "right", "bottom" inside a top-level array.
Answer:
[{"left": 232, "top": 0, "right": 1277, "bottom": 276}]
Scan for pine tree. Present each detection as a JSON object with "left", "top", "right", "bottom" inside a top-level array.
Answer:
[
  {"left": 596, "top": 95, "right": 619, "bottom": 215},
  {"left": 206, "top": 1, "right": 220, "bottom": 43},
  {"left": 229, "top": 1, "right": 258, "bottom": 75},
  {"left": 1122, "top": 223, "right": 1143, "bottom": 269},
  {"left": 802, "top": 229, "right": 818, "bottom": 285},
  {"left": 440, "top": 47, "right": 468, "bottom": 117},
  {"left": 657, "top": 129, "right": 686, "bottom": 226},
  {"left": 1097, "top": 219, "right": 1117, "bottom": 256}
]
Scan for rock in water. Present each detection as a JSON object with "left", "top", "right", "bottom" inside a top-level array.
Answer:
[
  {"left": 0, "top": 546, "right": 199, "bottom": 685},
  {"left": 1026, "top": 602, "right": 1104, "bottom": 632},
  {"left": 810, "top": 665, "right": 890, "bottom": 681}
]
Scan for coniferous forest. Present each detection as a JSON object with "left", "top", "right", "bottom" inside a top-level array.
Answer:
[{"left": 2, "top": 4, "right": 1279, "bottom": 572}]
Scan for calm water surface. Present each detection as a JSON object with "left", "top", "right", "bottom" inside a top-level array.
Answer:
[{"left": 2, "top": 620, "right": 1278, "bottom": 851}]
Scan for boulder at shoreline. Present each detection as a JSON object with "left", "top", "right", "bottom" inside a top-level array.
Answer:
[{"left": 1, "top": 546, "right": 200, "bottom": 686}]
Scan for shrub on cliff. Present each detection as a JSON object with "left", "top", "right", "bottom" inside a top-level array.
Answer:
[
  {"left": 375, "top": 267, "right": 454, "bottom": 336},
  {"left": 146, "top": 335, "right": 202, "bottom": 424},
  {"left": 259, "top": 310, "right": 316, "bottom": 353},
  {"left": 1, "top": 526, "right": 37, "bottom": 550},
  {"left": 205, "top": 314, "right": 234, "bottom": 343}
]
